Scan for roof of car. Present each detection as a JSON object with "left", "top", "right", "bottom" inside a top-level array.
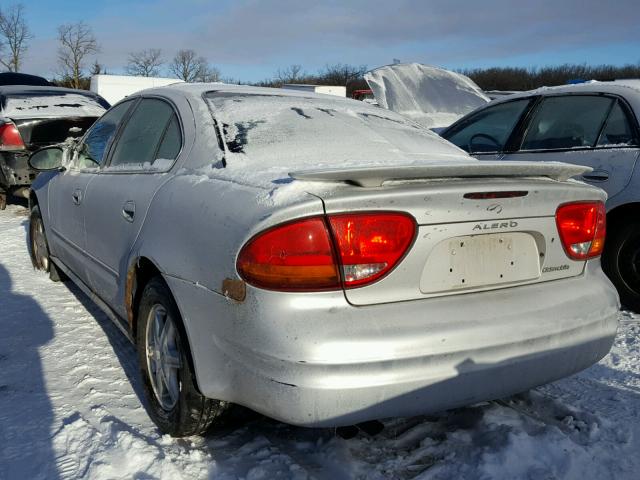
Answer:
[
  {"left": 473, "top": 80, "right": 640, "bottom": 119},
  {"left": 144, "top": 82, "right": 367, "bottom": 104},
  {"left": 491, "top": 80, "right": 640, "bottom": 103},
  {"left": 0, "top": 85, "right": 103, "bottom": 97},
  {"left": 0, "top": 72, "right": 53, "bottom": 86}
]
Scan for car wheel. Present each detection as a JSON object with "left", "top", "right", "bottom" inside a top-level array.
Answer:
[
  {"left": 0, "top": 192, "right": 6, "bottom": 210},
  {"left": 29, "top": 205, "right": 66, "bottom": 282},
  {"left": 602, "top": 221, "right": 640, "bottom": 311},
  {"left": 136, "top": 277, "right": 228, "bottom": 436}
]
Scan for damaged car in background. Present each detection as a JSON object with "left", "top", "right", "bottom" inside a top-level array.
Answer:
[
  {"left": 27, "top": 84, "right": 618, "bottom": 436},
  {"left": 0, "top": 85, "right": 109, "bottom": 209}
]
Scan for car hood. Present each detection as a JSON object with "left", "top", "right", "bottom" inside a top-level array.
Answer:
[{"left": 364, "top": 63, "right": 490, "bottom": 129}]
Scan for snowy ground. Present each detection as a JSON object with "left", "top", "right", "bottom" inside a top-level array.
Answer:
[{"left": 1, "top": 201, "right": 639, "bottom": 480}]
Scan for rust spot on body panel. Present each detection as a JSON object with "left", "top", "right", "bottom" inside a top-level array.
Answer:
[{"left": 222, "top": 278, "right": 246, "bottom": 302}]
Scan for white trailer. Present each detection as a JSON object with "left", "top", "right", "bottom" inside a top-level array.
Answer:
[
  {"left": 281, "top": 84, "right": 346, "bottom": 97},
  {"left": 90, "top": 75, "right": 184, "bottom": 106}
]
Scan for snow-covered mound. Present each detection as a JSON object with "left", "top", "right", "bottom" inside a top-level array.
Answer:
[{"left": 364, "top": 63, "right": 491, "bottom": 129}]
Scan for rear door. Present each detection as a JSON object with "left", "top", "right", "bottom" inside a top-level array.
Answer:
[
  {"left": 499, "top": 95, "right": 640, "bottom": 199},
  {"left": 82, "top": 97, "right": 183, "bottom": 309},
  {"left": 47, "top": 99, "right": 134, "bottom": 283}
]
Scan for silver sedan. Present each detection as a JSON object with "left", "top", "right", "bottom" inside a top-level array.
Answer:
[
  {"left": 27, "top": 84, "right": 619, "bottom": 436},
  {"left": 441, "top": 81, "right": 640, "bottom": 310}
]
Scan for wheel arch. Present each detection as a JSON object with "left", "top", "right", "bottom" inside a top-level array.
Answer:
[
  {"left": 28, "top": 188, "right": 38, "bottom": 209},
  {"left": 125, "top": 256, "right": 204, "bottom": 394},
  {"left": 606, "top": 202, "right": 640, "bottom": 234},
  {"left": 125, "top": 255, "right": 162, "bottom": 339}
]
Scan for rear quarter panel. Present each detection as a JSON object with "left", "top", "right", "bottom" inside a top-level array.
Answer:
[{"left": 129, "top": 174, "right": 325, "bottom": 296}]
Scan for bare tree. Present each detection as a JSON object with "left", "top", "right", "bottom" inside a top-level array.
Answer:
[
  {"left": 320, "top": 63, "right": 368, "bottom": 86},
  {"left": 57, "top": 22, "right": 99, "bottom": 89},
  {"left": 195, "top": 64, "right": 221, "bottom": 83},
  {"left": 170, "top": 49, "right": 218, "bottom": 83},
  {"left": 126, "top": 48, "right": 163, "bottom": 77},
  {"left": 0, "top": 4, "right": 33, "bottom": 72},
  {"left": 91, "top": 60, "right": 105, "bottom": 75},
  {"left": 276, "top": 64, "right": 305, "bottom": 84}
]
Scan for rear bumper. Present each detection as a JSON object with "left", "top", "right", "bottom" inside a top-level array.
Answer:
[{"left": 165, "top": 261, "right": 619, "bottom": 427}]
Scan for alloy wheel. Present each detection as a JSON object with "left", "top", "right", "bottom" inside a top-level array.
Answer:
[{"left": 145, "top": 304, "right": 182, "bottom": 411}]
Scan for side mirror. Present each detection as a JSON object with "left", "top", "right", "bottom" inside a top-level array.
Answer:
[{"left": 28, "top": 147, "right": 64, "bottom": 172}]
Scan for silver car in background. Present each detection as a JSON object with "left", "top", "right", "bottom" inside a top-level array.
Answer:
[
  {"left": 28, "top": 84, "right": 618, "bottom": 436},
  {"left": 442, "top": 81, "right": 640, "bottom": 310}
]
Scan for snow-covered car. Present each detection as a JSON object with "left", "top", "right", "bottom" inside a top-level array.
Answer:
[
  {"left": 363, "top": 63, "right": 490, "bottom": 129},
  {"left": 26, "top": 84, "right": 618, "bottom": 437},
  {"left": 0, "top": 86, "right": 109, "bottom": 210},
  {"left": 441, "top": 81, "right": 640, "bottom": 310}
]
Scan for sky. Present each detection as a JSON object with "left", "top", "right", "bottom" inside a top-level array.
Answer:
[{"left": 12, "top": 0, "right": 640, "bottom": 82}]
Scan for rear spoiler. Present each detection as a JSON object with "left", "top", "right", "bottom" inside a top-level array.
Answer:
[{"left": 289, "top": 161, "right": 591, "bottom": 188}]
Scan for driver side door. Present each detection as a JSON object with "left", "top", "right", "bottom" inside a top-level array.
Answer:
[
  {"left": 442, "top": 97, "right": 536, "bottom": 160},
  {"left": 47, "top": 99, "right": 136, "bottom": 284}
]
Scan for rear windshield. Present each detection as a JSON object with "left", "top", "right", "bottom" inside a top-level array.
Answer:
[
  {"left": 205, "top": 92, "right": 465, "bottom": 170},
  {"left": 2, "top": 92, "right": 108, "bottom": 118}
]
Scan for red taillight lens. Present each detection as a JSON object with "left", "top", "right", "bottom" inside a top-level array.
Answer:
[
  {"left": 555, "top": 201, "right": 606, "bottom": 260},
  {"left": 328, "top": 213, "right": 416, "bottom": 287},
  {"left": 236, "top": 217, "right": 341, "bottom": 291},
  {"left": 237, "top": 212, "right": 417, "bottom": 291},
  {"left": 0, "top": 122, "right": 25, "bottom": 151}
]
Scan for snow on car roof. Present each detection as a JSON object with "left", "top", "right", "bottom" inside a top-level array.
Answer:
[
  {"left": 488, "top": 80, "right": 640, "bottom": 108},
  {"left": 0, "top": 86, "right": 108, "bottom": 118}
]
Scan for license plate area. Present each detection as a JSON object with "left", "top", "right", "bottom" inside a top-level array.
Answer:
[{"left": 420, "top": 232, "right": 541, "bottom": 294}]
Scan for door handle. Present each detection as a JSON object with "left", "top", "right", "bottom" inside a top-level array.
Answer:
[
  {"left": 582, "top": 170, "right": 609, "bottom": 182},
  {"left": 122, "top": 201, "right": 136, "bottom": 222},
  {"left": 72, "top": 189, "right": 83, "bottom": 205}
]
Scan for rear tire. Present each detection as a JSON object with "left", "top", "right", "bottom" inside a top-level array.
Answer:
[
  {"left": 136, "top": 277, "right": 228, "bottom": 436},
  {"left": 29, "top": 205, "right": 67, "bottom": 282},
  {"left": 602, "top": 221, "right": 640, "bottom": 312}
]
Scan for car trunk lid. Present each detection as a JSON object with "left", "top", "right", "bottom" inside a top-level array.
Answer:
[
  {"left": 301, "top": 166, "right": 604, "bottom": 306},
  {"left": 1, "top": 89, "right": 107, "bottom": 151}
]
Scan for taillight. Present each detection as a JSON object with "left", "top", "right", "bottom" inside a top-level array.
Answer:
[
  {"left": 555, "top": 201, "right": 606, "bottom": 260},
  {"left": 0, "top": 122, "right": 25, "bottom": 151},
  {"left": 236, "top": 217, "right": 341, "bottom": 291},
  {"left": 328, "top": 213, "right": 416, "bottom": 287},
  {"left": 237, "top": 212, "right": 416, "bottom": 291}
]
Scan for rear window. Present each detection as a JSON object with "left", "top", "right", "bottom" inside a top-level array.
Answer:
[
  {"left": 205, "top": 92, "right": 465, "bottom": 170},
  {"left": 2, "top": 92, "right": 108, "bottom": 118}
]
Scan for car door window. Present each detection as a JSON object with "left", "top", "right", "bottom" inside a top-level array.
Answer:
[
  {"left": 596, "top": 100, "right": 638, "bottom": 147},
  {"left": 521, "top": 95, "right": 613, "bottom": 151},
  {"left": 444, "top": 99, "right": 531, "bottom": 153},
  {"left": 74, "top": 100, "right": 134, "bottom": 170},
  {"left": 107, "top": 98, "right": 181, "bottom": 171},
  {"left": 154, "top": 115, "right": 181, "bottom": 166}
]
